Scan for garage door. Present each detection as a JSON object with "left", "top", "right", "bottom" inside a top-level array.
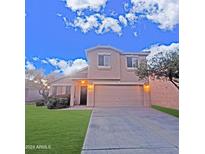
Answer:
[{"left": 94, "top": 85, "right": 144, "bottom": 107}]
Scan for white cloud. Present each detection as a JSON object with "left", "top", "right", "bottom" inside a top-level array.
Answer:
[
  {"left": 125, "top": 13, "right": 137, "bottom": 23},
  {"left": 133, "top": 31, "right": 138, "bottom": 37},
  {"left": 146, "top": 43, "right": 179, "bottom": 61},
  {"left": 25, "top": 61, "right": 36, "bottom": 70},
  {"left": 41, "top": 60, "right": 48, "bottom": 64},
  {"left": 26, "top": 57, "right": 88, "bottom": 75},
  {"left": 57, "top": 59, "right": 70, "bottom": 70},
  {"left": 66, "top": 0, "right": 107, "bottom": 12},
  {"left": 97, "top": 17, "right": 122, "bottom": 35},
  {"left": 53, "top": 70, "right": 61, "bottom": 74},
  {"left": 47, "top": 58, "right": 88, "bottom": 75},
  {"left": 129, "top": 0, "right": 178, "bottom": 30},
  {"left": 62, "top": 0, "right": 178, "bottom": 35},
  {"left": 48, "top": 58, "right": 58, "bottom": 66},
  {"left": 110, "top": 10, "right": 118, "bottom": 17},
  {"left": 63, "top": 17, "right": 69, "bottom": 27},
  {"left": 119, "top": 15, "right": 128, "bottom": 26},
  {"left": 70, "top": 14, "right": 122, "bottom": 35},
  {"left": 124, "top": 2, "right": 130, "bottom": 11},
  {"left": 71, "top": 14, "right": 100, "bottom": 33},
  {"left": 56, "top": 13, "right": 62, "bottom": 17},
  {"left": 63, "top": 59, "right": 88, "bottom": 75},
  {"left": 32, "top": 57, "right": 39, "bottom": 61}
]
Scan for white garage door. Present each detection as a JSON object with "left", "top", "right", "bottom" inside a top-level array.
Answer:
[{"left": 94, "top": 85, "right": 144, "bottom": 107}]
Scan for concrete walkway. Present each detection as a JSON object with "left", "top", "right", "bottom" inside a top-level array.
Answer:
[{"left": 81, "top": 107, "right": 179, "bottom": 154}]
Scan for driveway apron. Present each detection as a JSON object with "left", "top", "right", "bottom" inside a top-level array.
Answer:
[{"left": 81, "top": 107, "right": 179, "bottom": 154}]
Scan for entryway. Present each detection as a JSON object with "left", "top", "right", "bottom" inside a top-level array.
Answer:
[{"left": 80, "top": 86, "right": 87, "bottom": 105}]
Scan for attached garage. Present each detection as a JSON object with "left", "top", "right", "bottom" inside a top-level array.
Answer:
[{"left": 94, "top": 85, "right": 144, "bottom": 107}]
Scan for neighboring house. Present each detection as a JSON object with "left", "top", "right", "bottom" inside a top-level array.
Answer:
[
  {"left": 49, "top": 46, "right": 151, "bottom": 107},
  {"left": 25, "top": 79, "right": 42, "bottom": 102}
]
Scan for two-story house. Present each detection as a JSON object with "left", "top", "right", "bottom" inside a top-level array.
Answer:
[{"left": 49, "top": 46, "right": 151, "bottom": 107}]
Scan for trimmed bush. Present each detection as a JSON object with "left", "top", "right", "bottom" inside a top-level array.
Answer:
[
  {"left": 47, "top": 97, "right": 69, "bottom": 109},
  {"left": 35, "top": 100, "right": 45, "bottom": 106}
]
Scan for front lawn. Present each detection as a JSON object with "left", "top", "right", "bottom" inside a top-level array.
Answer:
[
  {"left": 152, "top": 105, "right": 179, "bottom": 118},
  {"left": 25, "top": 105, "right": 91, "bottom": 154}
]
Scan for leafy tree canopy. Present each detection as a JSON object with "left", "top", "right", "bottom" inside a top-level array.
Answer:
[{"left": 136, "top": 50, "right": 179, "bottom": 88}]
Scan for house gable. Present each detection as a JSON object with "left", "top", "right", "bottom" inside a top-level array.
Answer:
[
  {"left": 87, "top": 46, "right": 121, "bottom": 80},
  {"left": 86, "top": 46, "right": 149, "bottom": 81}
]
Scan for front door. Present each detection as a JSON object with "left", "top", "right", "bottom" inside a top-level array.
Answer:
[{"left": 80, "top": 86, "right": 87, "bottom": 105}]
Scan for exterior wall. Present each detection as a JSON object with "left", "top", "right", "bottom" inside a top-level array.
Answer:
[
  {"left": 25, "top": 80, "right": 42, "bottom": 102},
  {"left": 73, "top": 80, "right": 81, "bottom": 105},
  {"left": 87, "top": 48, "right": 121, "bottom": 80},
  {"left": 49, "top": 77, "right": 72, "bottom": 96},
  {"left": 70, "top": 84, "right": 75, "bottom": 106},
  {"left": 50, "top": 77, "right": 72, "bottom": 85},
  {"left": 87, "top": 84, "right": 94, "bottom": 107},
  {"left": 69, "top": 68, "right": 88, "bottom": 78},
  {"left": 87, "top": 47, "right": 148, "bottom": 83},
  {"left": 71, "top": 80, "right": 94, "bottom": 107},
  {"left": 150, "top": 79, "right": 179, "bottom": 109},
  {"left": 25, "top": 88, "right": 42, "bottom": 102},
  {"left": 48, "top": 47, "right": 151, "bottom": 107},
  {"left": 143, "top": 90, "right": 151, "bottom": 107},
  {"left": 120, "top": 54, "right": 147, "bottom": 82}
]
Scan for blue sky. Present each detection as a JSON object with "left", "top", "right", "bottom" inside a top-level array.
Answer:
[{"left": 26, "top": 0, "right": 179, "bottom": 74}]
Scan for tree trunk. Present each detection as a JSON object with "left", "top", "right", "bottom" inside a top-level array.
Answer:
[
  {"left": 169, "top": 70, "right": 179, "bottom": 89},
  {"left": 170, "top": 78, "right": 179, "bottom": 89}
]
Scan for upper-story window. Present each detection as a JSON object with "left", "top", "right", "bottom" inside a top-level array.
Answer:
[
  {"left": 98, "top": 54, "right": 111, "bottom": 67},
  {"left": 127, "top": 57, "right": 138, "bottom": 68}
]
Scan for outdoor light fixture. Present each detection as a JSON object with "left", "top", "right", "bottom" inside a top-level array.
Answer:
[
  {"left": 88, "top": 84, "right": 94, "bottom": 91},
  {"left": 143, "top": 83, "right": 150, "bottom": 93},
  {"left": 81, "top": 80, "right": 86, "bottom": 84}
]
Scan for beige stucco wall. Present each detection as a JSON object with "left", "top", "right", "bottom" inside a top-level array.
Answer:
[
  {"left": 87, "top": 84, "right": 94, "bottom": 107},
  {"left": 25, "top": 87, "right": 42, "bottom": 102},
  {"left": 150, "top": 79, "right": 179, "bottom": 109},
  {"left": 48, "top": 47, "right": 150, "bottom": 107},
  {"left": 73, "top": 80, "right": 81, "bottom": 105},
  {"left": 50, "top": 77, "right": 72, "bottom": 85},
  {"left": 49, "top": 78, "right": 72, "bottom": 96},
  {"left": 87, "top": 47, "right": 147, "bottom": 83},
  {"left": 87, "top": 48, "right": 121, "bottom": 80},
  {"left": 25, "top": 80, "right": 42, "bottom": 102},
  {"left": 69, "top": 68, "right": 88, "bottom": 78},
  {"left": 120, "top": 55, "right": 147, "bottom": 82}
]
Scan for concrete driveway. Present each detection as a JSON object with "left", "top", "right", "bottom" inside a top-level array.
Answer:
[{"left": 81, "top": 107, "right": 179, "bottom": 154}]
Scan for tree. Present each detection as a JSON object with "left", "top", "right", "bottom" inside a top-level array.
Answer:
[
  {"left": 25, "top": 69, "right": 44, "bottom": 81},
  {"left": 25, "top": 69, "right": 61, "bottom": 104},
  {"left": 136, "top": 50, "right": 179, "bottom": 89}
]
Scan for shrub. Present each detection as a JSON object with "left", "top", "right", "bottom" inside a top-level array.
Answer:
[
  {"left": 47, "top": 97, "right": 69, "bottom": 109},
  {"left": 35, "top": 100, "right": 45, "bottom": 106}
]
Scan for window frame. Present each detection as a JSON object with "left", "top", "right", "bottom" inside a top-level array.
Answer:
[
  {"left": 97, "top": 53, "right": 111, "bottom": 68},
  {"left": 126, "top": 56, "right": 139, "bottom": 69}
]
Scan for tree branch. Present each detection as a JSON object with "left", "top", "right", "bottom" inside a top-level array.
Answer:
[{"left": 170, "top": 79, "right": 179, "bottom": 89}]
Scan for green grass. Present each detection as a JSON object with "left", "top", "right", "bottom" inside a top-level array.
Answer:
[
  {"left": 152, "top": 105, "right": 179, "bottom": 118},
  {"left": 26, "top": 105, "right": 91, "bottom": 154}
]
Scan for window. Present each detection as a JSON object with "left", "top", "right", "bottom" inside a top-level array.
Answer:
[
  {"left": 98, "top": 55, "right": 111, "bottom": 67},
  {"left": 52, "top": 86, "right": 57, "bottom": 96},
  {"left": 53, "top": 86, "right": 71, "bottom": 96},
  {"left": 127, "top": 57, "right": 138, "bottom": 68},
  {"left": 56, "top": 86, "right": 63, "bottom": 96}
]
